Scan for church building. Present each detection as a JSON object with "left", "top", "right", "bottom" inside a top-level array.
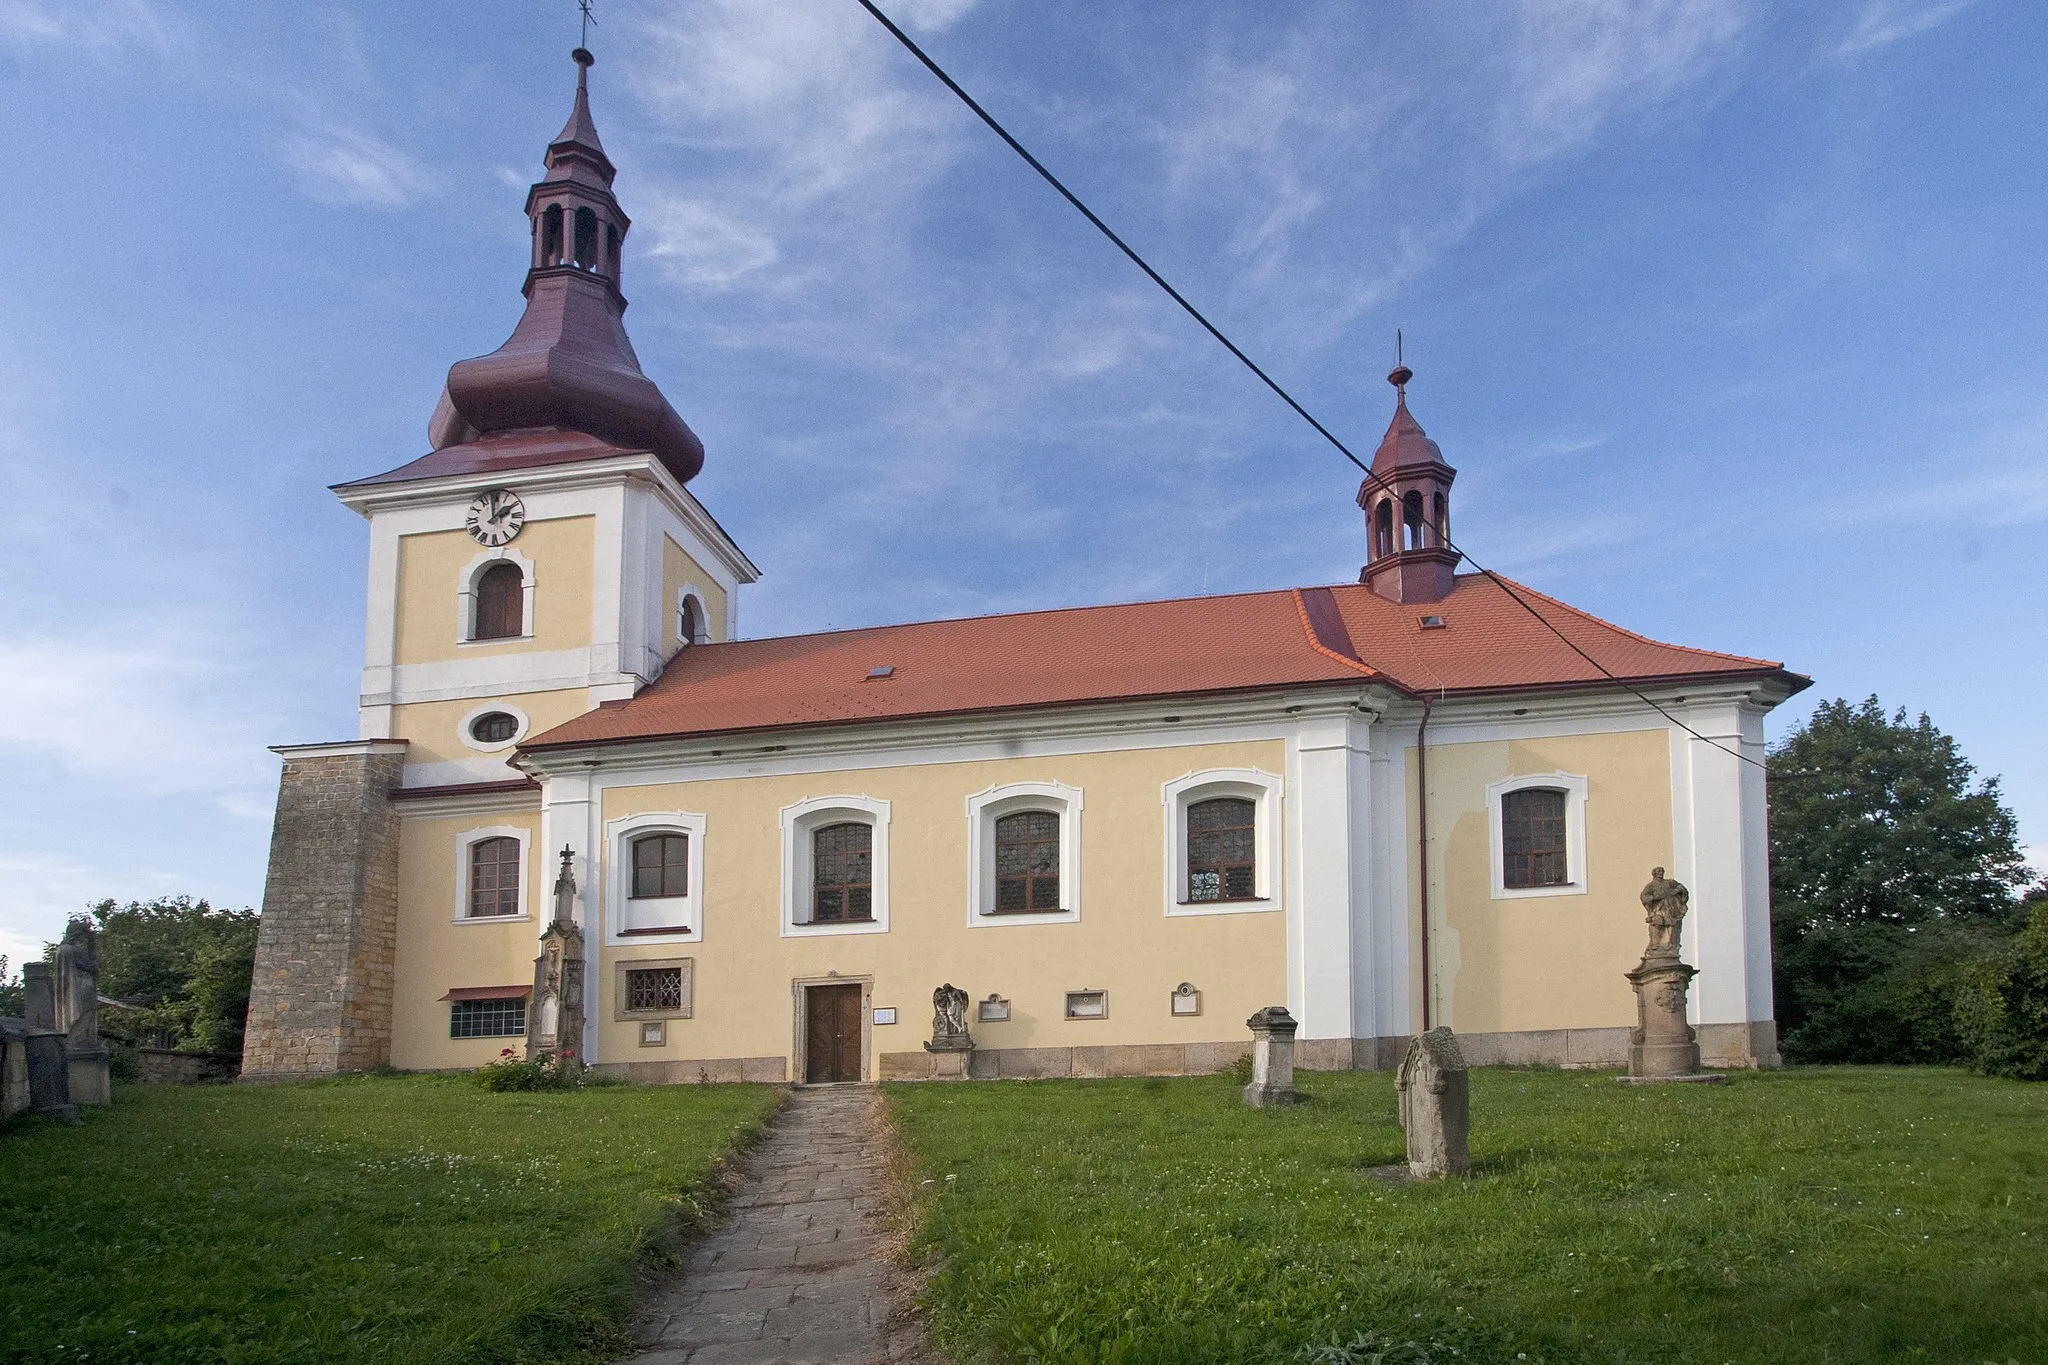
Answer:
[{"left": 243, "top": 51, "right": 1806, "bottom": 1085}]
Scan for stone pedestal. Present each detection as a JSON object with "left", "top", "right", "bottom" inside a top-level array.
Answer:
[
  {"left": 1397, "top": 1027, "right": 1469, "bottom": 1178},
  {"left": 21, "top": 967, "right": 78, "bottom": 1123},
  {"left": 1242, "top": 1005, "right": 1300, "bottom": 1107},
  {"left": 924, "top": 982, "right": 972, "bottom": 1073},
  {"left": 1623, "top": 957, "right": 1722, "bottom": 1083}
]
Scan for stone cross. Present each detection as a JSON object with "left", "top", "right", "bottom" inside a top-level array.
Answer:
[
  {"left": 1397, "top": 1026, "right": 1469, "bottom": 1178},
  {"left": 529, "top": 853, "right": 587, "bottom": 1063},
  {"left": 1241, "top": 1005, "right": 1300, "bottom": 1107}
]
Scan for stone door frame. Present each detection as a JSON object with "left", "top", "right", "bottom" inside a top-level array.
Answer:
[{"left": 791, "top": 974, "right": 872, "bottom": 1085}]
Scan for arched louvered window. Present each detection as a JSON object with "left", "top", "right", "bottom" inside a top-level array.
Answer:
[
  {"left": 1374, "top": 498, "right": 1395, "bottom": 559},
  {"left": 1501, "top": 787, "right": 1569, "bottom": 888},
  {"left": 1402, "top": 489, "right": 1426, "bottom": 549},
  {"left": 994, "top": 810, "right": 1061, "bottom": 913},
  {"left": 540, "top": 204, "right": 564, "bottom": 266},
  {"left": 1186, "top": 797, "right": 1257, "bottom": 902},
  {"left": 473, "top": 562, "right": 524, "bottom": 640},
  {"left": 468, "top": 837, "right": 522, "bottom": 917},
  {"left": 574, "top": 207, "right": 599, "bottom": 268},
  {"left": 811, "top": 822, "right": 873, "bottom": 922}
]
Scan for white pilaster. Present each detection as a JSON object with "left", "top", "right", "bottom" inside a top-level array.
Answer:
[
  {"left": 1669, "top": 700, "right": 1772, "bottom": 1027},
  {"left": 1289, "top": 706, "right": 1371, "bottom": 1042}
]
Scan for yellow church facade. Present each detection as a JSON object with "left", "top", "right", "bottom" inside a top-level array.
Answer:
[{"left": 243, "top": 52, "right": 1802, "bottom": 1085}]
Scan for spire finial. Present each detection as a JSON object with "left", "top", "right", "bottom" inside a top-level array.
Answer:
[
  {"left": 1388, "top": 328, "right": 1412, "bottom": 395},
  {"left": 578, "top": 0, "right": 597, "bottom": 51}
]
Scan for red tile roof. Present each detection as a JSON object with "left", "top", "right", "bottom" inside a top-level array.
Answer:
[{"left": 524, "top": 575, "right": 1801, "bottom": 753}]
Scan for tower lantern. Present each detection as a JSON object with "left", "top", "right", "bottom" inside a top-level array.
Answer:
[{"left": 1358, "top": 363, "right": 1459, "bottom": 604}]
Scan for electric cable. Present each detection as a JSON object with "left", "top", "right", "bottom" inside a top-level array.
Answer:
[{"left": 852, "top": 0, "right": 1770, "bottom": 771}]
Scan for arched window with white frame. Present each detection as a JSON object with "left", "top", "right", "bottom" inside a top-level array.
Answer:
[
  {"left": 604, "top": 811, "right": 707, "bottom": 943},
  {"left": 1162, "top": 769, "right": 1283, "bottom": 917},
  {"left": 966, "top": 782, "right": 1082, "bottom": 925},
  {"left": 779, "top": 796, "right": 890, "bottom": 937},
  {"left": 1486, "top": 772, "right": 1589, "bottom": 900},
  {"left": 458, "top": 548, "right": 535, "bottom": 644}
]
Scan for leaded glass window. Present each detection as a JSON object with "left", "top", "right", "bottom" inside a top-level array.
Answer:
[
  {"left": 811, "top": 822, "right": 873, "bottom": 922},
  {"left": 625, "top": 966, "right": 684, "bottom": 1013},
  {"left": 449, "top": 997, "right": 525, "bottom": 1038},
  {"left": 1187, "top": 796, "right": 1257, "bottom": 902},
  {"left": 631, "top": 833, "right": 689, "bottom": 900},
  {"left": 1502, "top": 787, "right": 1569, "bottom": 888},
  {"left": 994, "top": 810, "right": 1061, "bottom": 913},
  {"left": 468, "top": 837, "right": 522, "bottom": 917}
]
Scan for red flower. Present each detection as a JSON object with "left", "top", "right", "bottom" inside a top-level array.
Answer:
[{"left": 500, "top": 1049, "right": 515, "bottom": 1057}]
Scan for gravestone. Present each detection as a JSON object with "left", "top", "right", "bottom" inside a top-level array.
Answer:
[
  {"left": 1396, "top": 1026, "right": 1469, "bottom": 1178},
  {"left": 1242, "top": 1005, "right": 1299, "bottom": 1107},
  {"left": 54, "top": 919, "right": 111, "bottom": 1105},
  {"left": 1622, "top": 868, "right": 1724, "bottom": 1085},
  {"left": 22, "top": 963, "right": 79, "bottom": 1123}
]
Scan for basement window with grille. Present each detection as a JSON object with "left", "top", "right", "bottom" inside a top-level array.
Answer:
[{"left": 449, "top": 997, "right": 526, "bottom": 1038}]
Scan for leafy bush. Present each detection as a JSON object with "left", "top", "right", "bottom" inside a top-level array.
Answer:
[
  {"left": 473, "top": 1047, "right": 586, "bottom": 1091},
  {"left": 75, "top": 897, "right": 259, "bottom": 1055},
  {"left": 0, "top": 955, "right": 21, "bottom": 1018},
  {"left": 1956, "top": 899, "right": 2048, "bottom": 1081},
  {"left": 1226, "top": 1052, "right": 1255, "bottom": 1086}
]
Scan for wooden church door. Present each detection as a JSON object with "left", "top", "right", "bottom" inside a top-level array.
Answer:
[{"left": 804, "top": 983, "right": 864, "bottom": 1083}]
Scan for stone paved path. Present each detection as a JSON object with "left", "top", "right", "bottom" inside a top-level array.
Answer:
[{"left": 621, "top": 1085, "right": 935, "bottom": 1365}]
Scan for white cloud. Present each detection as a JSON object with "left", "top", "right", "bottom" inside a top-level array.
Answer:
[
  {"left": 1831, "top": 0, "right": 1980, "bottom": 61},
  {"left": 281, "top": 126, "right": 434, "bottom": 209},
  {"left": 0, "top": 627, "right": 281, "bottom": 810},
  {"left": 888, "top": 0, "right": 980, "bottom": 32},
  {"left": 638, "top": 193, "right": 781, "bottom": 288},
  {"left": 0, "top": 0, "right": 185, "bottom": 59}
]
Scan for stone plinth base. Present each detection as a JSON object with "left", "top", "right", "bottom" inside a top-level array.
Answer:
[
  {"left": 64, "top": 1047, "right": 111, "bottom": 1106},
  {"left": 1626, "top": 956, "right": 1707, "bottom": 1080}
]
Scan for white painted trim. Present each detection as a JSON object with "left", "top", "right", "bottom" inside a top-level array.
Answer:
[
  {"left": 603, "top": 810, "right": 707, "bottom": 946},
  {"left": 676, "top": 583, "right": 710, "bottom": 648},
  {"left": 457, "top": 547, "right": 535, "bottom": 645},
  {"left": 1161, "top": 768, "right": 1284, "bottom": 917},
  {"left": 453, "top": 824, "right": 533, "bottom": 922},
  {"left": 1485, "top": 771, "right": 1590, "bottom": 900},
  {"left": 779, "top": 795, "right": 891, "bottom": 937},
  {"left": 964, "top": 781, "right": 1083, "bottom": 926},
  {"left": 392, "top": 786, "right": 540, "bottom": 821},
  {"left": 459, "top": 701, "right": 531, "bottom": 754}
]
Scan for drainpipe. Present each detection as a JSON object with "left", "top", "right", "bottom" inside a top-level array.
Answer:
[{"left": 1416, "top": 695, "right": 1433, "bottom": 1034}]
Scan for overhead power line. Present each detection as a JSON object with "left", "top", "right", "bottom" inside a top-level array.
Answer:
[{"left": 851, "top": 0, "right": 1769, "bottom": 771}]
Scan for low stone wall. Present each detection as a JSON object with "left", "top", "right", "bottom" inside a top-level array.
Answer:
[
  {"left": 593, "top": 1056, "right": 788, "bottom": 1084},
  {"left": 881, "top": 1040, "right": 1250, "bottom": 1082},
  {"left": 137, "top": 1048, "right": 241, "bottom": 1085}
]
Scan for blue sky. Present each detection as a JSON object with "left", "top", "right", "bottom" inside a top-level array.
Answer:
[{"left": 0, "top": 0, "right": 2041, "bottom": 966}]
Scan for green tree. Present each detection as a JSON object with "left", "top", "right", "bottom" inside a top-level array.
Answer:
[
  {"left": 0, "top": 955, "right": 21, "bottom": 1018},
  {"left": 1769, "top": 697, "right": 2031, "bottom": 1064},
  {"left": 80, "top": 898, "right": 260, "bottom": 1057},
  {"left": 1956, "top": 892, "right": 2048, "bottom": 1080}
]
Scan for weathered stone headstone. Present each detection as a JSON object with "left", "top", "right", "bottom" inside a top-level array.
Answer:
[
  {"left": 1622, "top": 868, "right": 1724, "bottom": 1085},
  {"left": 21, "top": 964, "right": 79, "bottom": 1123},
  {"left": 1397, "top": 1026, "right": 1469, "bottom": 1178},
  {"left": 54, "top": 919, "right": 111, "bottom": 1105},
  {"left": 1242, "top": 1005, "right": 1299, "bottom": 1107},
  {"left": 527, "top": 847, "right": 587, "bottom": 1062}
]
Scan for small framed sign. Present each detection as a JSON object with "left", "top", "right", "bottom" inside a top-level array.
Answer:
[
  {"left": 871, "top": 1006, "right": 898, "bottom": 1025},
  {"left": 1065, "top": 989, "right": 1108, "bottom": 1020},
  {"left": 977, "top": 994, "right": 1011, "bottom": 1023},
  {"left": 1170, "top": 982, "right": 1202, "bottom": 1016},
  {"left": 638, "top": 1019, "right": 667, "bottom": 1047}
]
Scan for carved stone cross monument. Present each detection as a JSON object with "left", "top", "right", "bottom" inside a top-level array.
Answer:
[
  {"left": 1397, "top": 1027, "right": 1470, "bottom": 1178},
  {"left": 1242, "top": 1004, "right": 1300, "bottom": 1107},
  {"left": 1622, "top": 867, "right": 1724, "bottom": 1084},
  {"left": 527, "top": 848, "right": 587, "bottom": 1062}
]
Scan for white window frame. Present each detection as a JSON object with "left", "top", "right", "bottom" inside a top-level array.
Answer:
[
  {"left": 780, "top": 796, "right": 891, "bottom": 937},
  {"left": 1486, "top": 771, "right": 1589, "bottom": 900},
  {"left": 676, "top": 584, "right": 710, "bottom": 648},
  {"left": 1162, "top": 768, "right": 1284, "bottom": 917},
  {"left": 966, "top": 781, "right": 1082, "bottom": 926},
  {"left": 458, "top": 700, "right": 531, "bottom": 755},
  {"left": 453, "top": 824, "right": 532, "bottom": 922},
  {"left": 458, "top": 547, "right": 536, "bottom": 645},
  {"left": 605, "top": 811, "right": 707, "bottom": 945}
]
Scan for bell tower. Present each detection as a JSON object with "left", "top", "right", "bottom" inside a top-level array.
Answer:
[{"left": 1358, "top": 363, "right": 1459, "bottom": 604}]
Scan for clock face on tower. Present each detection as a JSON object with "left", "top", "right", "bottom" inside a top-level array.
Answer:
[{"left": 465, "top": 489, "right": 525, "bottom": 546}]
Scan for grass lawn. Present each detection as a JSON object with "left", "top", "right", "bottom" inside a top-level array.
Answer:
[
  {"left": 888, "top": 1067, "right": 2047, "bottom": 1364},
  {"left": 0, "top": 1074, "right": 782, "bottom": 1365}
]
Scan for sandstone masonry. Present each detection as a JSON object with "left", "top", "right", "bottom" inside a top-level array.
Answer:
[{"left": 242, "top": 741, "right": 407, "bottom": 1079}]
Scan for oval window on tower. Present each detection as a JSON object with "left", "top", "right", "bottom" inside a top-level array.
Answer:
[{"left": 470, "top": 711, "right": 520, "bottom": 745}]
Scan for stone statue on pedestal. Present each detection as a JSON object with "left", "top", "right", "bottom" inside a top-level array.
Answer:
[
  {"left": 527, "top": 848, "right": 587, "bottom": 1063},
  {"left": 925, "top": 983, "right": 972, "bottom": 1053},
  {"left": 1397, "top": 1027, "right": 1470, "bottom": 1177},
  {"left": 53, "top": 919, "right": 110, "bottom": 1106},
  {"left": 1622, "top": 867, "right": 1722, "bottom": 1084}
]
